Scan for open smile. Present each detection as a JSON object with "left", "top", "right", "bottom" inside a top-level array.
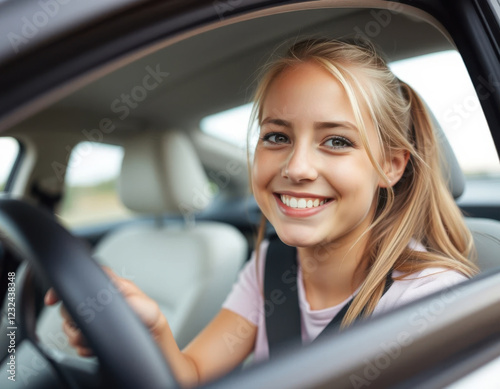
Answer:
[
  {"left": 273, "top": 192, "right": 335, "bottom": 217},
  {"left": 278, "top": 194, "right": 333, "bottom": 209}
]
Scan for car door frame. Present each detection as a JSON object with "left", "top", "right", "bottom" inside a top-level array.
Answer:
[{"left": 1, "top": 0, "right": 500, "bottom": 387}]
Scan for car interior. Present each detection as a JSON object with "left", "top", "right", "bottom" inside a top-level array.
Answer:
[{"left": 0, "top": 2, "right": 500, "bottom": 388}]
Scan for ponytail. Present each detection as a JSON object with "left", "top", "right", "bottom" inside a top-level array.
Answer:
[{"left": 344, "top": 81, "right": 477, "bottom": 326}]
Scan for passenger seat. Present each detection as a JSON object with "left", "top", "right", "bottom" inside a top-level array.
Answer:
[{"left": 96, "top": 130, "right": 248, "bottom": 348}]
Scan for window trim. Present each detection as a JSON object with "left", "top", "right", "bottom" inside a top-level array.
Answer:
[{"left": 1, "top": 137, "right": 24, "bottom": 193}]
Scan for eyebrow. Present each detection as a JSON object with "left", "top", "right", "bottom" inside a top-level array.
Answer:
[
  {"left": 314, "top": 121, "right": 358, "bottom": 132},
  {"left": 261, "top": 117, "right": 358, "bottom": 132},
  {"left": 260, "top": 117, "right": 291, "bottom": 127}
]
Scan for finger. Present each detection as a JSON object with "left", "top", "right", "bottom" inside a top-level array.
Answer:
[
  {"left": 102, "top": 265, "right": 131, "bottom": 285},
  {"left": 62, "top": 320, "right": 89, "bottom": 349},
  {"left": 59, "top": 304, "right": 73, "bottom": 323},
  {"left": 44, "top": 288, "right": 59, "bottom": 306},
  {"left": 101, "top": 266, "right": 132, "bottom": 292},
  {"left": 76, "top": 346, "right": 94, "bottom": 357},
  {"left": 102, "top": 268, "right": 145, "bottom": 299},
  {"left": 126, "top": 295, "right": 162, "bottom": 329},
  {"left": 101, "top": 265, "right": 116, "bottom": 277}
]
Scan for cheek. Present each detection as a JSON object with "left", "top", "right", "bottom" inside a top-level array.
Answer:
[
  {"left": 329, "top": 158, "right": 380, "bottom": 198},
  {"left": 251, "top": 150, "right": 274, "bottom": 195},
  {"left": 251, "top": 153, "right": 276, "bottom": 219}
]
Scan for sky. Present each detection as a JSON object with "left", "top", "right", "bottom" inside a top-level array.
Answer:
[{"left": 1, "top": 50, "right": 499, "bottom": 187}]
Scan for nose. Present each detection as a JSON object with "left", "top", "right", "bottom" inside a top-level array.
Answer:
[{"left": 282, "top": 143, "right": 319, "bottom": 182}]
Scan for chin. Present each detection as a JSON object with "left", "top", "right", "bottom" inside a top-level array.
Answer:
[{"left": 274, "top": 229, "right": 320, "bottom": 248}]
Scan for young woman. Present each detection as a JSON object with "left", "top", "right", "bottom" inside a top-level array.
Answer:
[{"left": 46, "top": 38, "right": 477, "bottom": 387}]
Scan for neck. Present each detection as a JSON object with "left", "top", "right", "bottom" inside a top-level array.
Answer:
[{"left": 297, "top": 235, "right": 369, "bottom": 310}]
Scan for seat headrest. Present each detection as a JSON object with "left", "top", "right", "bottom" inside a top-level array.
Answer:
[
  {"left": 119, "top": 131, "right": 211, "bottom": 215},
  {"left": 430, "top": 110, "right": 465, "bottom": 199},
  {"left": 438, "top": 130, "right": 465, "bottom": 199}
]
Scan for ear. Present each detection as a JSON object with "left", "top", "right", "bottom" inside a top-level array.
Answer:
[{"left": 379, "top": 150, "right": 410, "bottom": 188}]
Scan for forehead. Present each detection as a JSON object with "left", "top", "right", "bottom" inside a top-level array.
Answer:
[
  {"left": 268, "top": 61, "right": 344, "bottom": 97},
  {"left": 261, "top": 62, "right": 375, "bottom": 127},
  {"left": 262, "top": 62, "right": 351, "bottom": 117}
]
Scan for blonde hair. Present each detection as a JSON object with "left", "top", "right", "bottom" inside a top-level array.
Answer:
[{"left": 249, "top": 38, "right": 478, "bottom": 327}]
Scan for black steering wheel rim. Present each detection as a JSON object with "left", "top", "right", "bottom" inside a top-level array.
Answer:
[{"left": 0, "top": 198, "right": 176, "bottom": 388}]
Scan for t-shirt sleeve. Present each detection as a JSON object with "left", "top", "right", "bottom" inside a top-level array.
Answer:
[
  {"left": 401, "top": 268, "right": 467, "bottom": 303},
  {"left": 377, "top": 267, "right": 469, "bottom": 313},
  {"left": 221, "top": 241, "right": 268, "bottom": 325}
]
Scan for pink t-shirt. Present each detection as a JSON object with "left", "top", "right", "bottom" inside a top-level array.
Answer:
[{"left": 222, "top": 240, "right": 468, "bottom": 363}]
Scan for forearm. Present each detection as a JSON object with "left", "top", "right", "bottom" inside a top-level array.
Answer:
[
  {"left": 155, "top": 309, "right": 257, "bottom": 387},
  {"left": 154, "top": 316, "right": 200, "bottom": 388}
]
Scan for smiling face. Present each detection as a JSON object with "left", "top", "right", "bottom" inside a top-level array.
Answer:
[{"left": 252, "top": 61, "right": 387, "bottom": 250}]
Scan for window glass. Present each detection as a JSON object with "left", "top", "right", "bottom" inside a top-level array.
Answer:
[
  {"left": 0, "top": 137, "right": 20, "bottom": 192},
  {"left": 57, "top": 142, "right": 134, "bottom": 228},
  {"left": 200, "top": 103, "right": 253, "bottom": 149},
  {"left": 390, "top": 50, "right": 500, "bottom": 177}
]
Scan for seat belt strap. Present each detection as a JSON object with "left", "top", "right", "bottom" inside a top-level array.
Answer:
[
  {"left": 264, "top": 236, "right": 301, "bottom": 358},
  {"left": 264, "top": 237, "right": 394, "bottom": 357}
]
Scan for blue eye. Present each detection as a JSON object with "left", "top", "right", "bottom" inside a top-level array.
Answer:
[
  {"left": 323, "top": 136, "right": 353, "bottom": 149},
  {"left": 261, "top": 132, "right": 290, "bottom": 144}
]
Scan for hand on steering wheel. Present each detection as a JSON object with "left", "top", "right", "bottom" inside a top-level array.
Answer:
[{"left": 44, "top": 267, "right": 166, "bottom": 358}]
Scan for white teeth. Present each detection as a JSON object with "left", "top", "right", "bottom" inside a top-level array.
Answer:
[{"left": 280, "top": 195, "right": 330, "bottom": 209}]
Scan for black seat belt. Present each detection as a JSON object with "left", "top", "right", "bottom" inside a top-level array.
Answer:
[
  {"left": 264, "top": 236, "right": 301, "bottom": 359},
  {"left": 264, "top": 236, "right": 394, "bottom": 358}
]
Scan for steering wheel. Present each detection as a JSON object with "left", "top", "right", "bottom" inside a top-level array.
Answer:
[{"left": 0, "top": 199, "right": 177, "bottom": 388}]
